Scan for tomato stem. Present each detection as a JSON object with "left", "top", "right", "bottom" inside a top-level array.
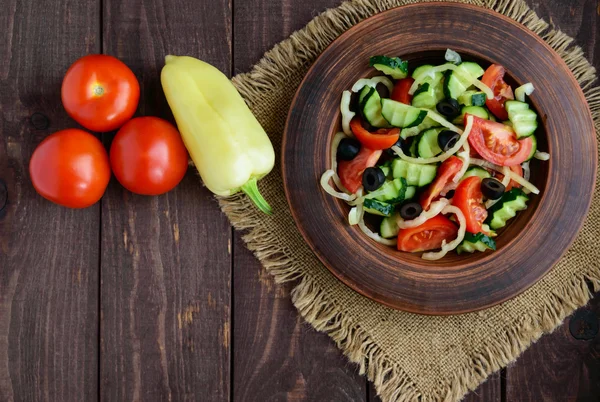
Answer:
[{"left": 241, "top": 178, "right": 272, "bottom": 215}]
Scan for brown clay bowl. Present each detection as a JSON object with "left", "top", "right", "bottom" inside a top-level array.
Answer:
[{"left": 282, "top": 3, "right": 597, "bottom": 315}]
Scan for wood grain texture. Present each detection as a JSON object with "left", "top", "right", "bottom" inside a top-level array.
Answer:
[
  {"left": 0, "top": 0, "right": 100, "bottom": 401},
  {"left": 282, "top": 2, "right": 597, "bottom": 315},
  {"left": 232, "top": 1, "right": 367, "bottom": 400},
  {"left": 100, "top": 0, "right": 232, "bottom": 400},
  {"left": 506, "top": 297, "right": 600, "bottom": 401},
  {"left": 506, "top": 2, "right": 600, "bottom": 401}
]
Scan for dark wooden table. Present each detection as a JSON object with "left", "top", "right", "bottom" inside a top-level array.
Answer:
[{"left": 1, "top": 0, "right": 599, "bottom": 401}]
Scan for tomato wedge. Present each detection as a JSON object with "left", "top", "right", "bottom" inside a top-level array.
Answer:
[
  {"left": 397, "top": 214, "right": 458, "bottom": 252},
  {"left": 495, "top": 165, "right": 523, "bottom": 191},
  {"left": 350, "top": 118, "right": 400, "bottom": 150},
  {"left": 481, "top": 64, "right": 514, "bottom": 121},
  {"left": 338, "top": 147, "right": 382, "bottom": 194},
  {"left": 391, "top": 77, "right": 415, "bottom": 105},
  {"left": 420, "top": 156, "right": 463, "bottom": 210},
  {"left": 452, "top": 176, "right": 488, "bottom": 234},
  {"left": 467, "top": 116, "right": 533, "bottom": 166}
]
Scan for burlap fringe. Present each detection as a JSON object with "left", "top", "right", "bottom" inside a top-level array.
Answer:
[{"left": 219, "top": 0, "right": 600, "bottom": 401}]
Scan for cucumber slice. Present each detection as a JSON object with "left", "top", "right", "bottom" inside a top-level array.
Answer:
[
  {"left": 412, "top": 81, "right": 445, "bottom": 109},
  {"left": 380, "top": 213, "right": 400, "bottom": 238},
  {"left": 381, "top": 98, "right": 428, "bottom": 128},
  {"left": 456, "top": 232, "right": 496, "bottom": 254},
  {"left": 485, "top": 188, "right": 529, "bottom": 230},
  {"left": 505, "top": 100, "right": 537, "bottom": 138},
  {"left": 458, "top": 90, "right": 486, "bottom": 107},
  {"left": 380, "top": 165, "right": 391, "bottom": 178},
  {"left": 525, "top": 135, "right": 538, "bottom": 161},
  {"left": 364, "top": 198, "right": 395, "bottom": 217},
  {"left": 369, "top": 56, "right": 408, "bottom": 79},
  {"left": 412, "top": 65, "right": 444, "bottom": 85},
  {"left": 373, "top": 178, "right": 408, "bottom": 204},
  {"left": 400, "top": 116, "right": 438, "bottom": 139},
  {"left": 404, "top": 186, "right": 417, "bottom": 200},
  {"left": 417, "top": 127, "right": 444, "bottom": 158},
  {"left": 444, "top": 62, "right": 485, "bottom": 100},
  {"left": 408, "top": 138, "right": 418, "bottom": 157},
  {"left": 453, "top": 106, "right": 489, "bottom": 124},
  {"left": 461, "top": 166, "right": 491, "bottom": 181},
  {"left": 359, "top": 87, "right": 388, "bottom": 128},
  {"left": 391, "top": 159, "right": 438, "bottom": 187}
]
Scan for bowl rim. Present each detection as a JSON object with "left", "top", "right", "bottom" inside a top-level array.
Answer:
[{"left": 281, "top": 2, "right": 598, "bottom": 315}]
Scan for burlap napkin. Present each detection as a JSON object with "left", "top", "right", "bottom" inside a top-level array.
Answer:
[{"left": 218, "top": 0, "right": 600, "bottom": 400}]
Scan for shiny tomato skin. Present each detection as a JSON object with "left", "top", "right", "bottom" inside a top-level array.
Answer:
[
  {"left": 467, "top": 116, "right": 531, "bottom": 166},
  {"left": 397, "top": 214, "right": 458, "bottom": 252},
  {"left": 420, "top": 156, "right": 463, "bottom": 210},
  {"left": 391, "top": 78, "right": 415, "bottom": 105},
  {"left": 338, "top": 147, "right": 382, "bottom": 194},
  {"left": 29, "top": 129, "right": 110, "bottom": 208},
  {"left": 62, "top": 54, "right": 140, "bottom": 132},
  {"left": 350, "top": 118, "right": 400, "bottom": 150},
  {"left": 110, "top": 117, "right": 189, "bottom": 195},
  {"left": 481, "top": 64, "right": 514, "bottom": 121},
  {"left": 452, "top": 176, "right": 488, "bottom": 234}
]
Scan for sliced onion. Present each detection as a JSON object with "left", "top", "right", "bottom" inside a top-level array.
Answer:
[
  {"left": 515, "top": 83, "right": 535, "bottom": 102},
  {"left": 330, "top": 132, "right": 351, "bottom": 193},
  {"left": 396, "top": 198, "right": 449, "bottom": 229},
  {"left": 425, "top": 110, "right": 464, "bottom": 133},
  {"left": 485, "top": 198, "right": 500, "bottom": 209},
  {"left": 522, "top": 161, "right": 531, "bottom": 181},
  {"left": 340, "top": 91, "right": 355, "bottom": 136},
  {"left": 534, "top": 151, "right": 550, "bottom": 161},
  {"left": 445, "top": 49, "right": 462, "bottom": 65},
  {"left": 501, "top": 166, "right": 512, "bottom": 188},
  {"left": 358, "top": 216, "right": 397, "bottom": 246},
  {"left": 441, "top": 182, "right": 458, "bottom": 197},
  {"left": 320, "top": 170, "right": 356, "bottom": 202},
  {"left": 351, "top": 76, "right": 394, "bottom": 93},
  {"left": 421, "top": 205, "right": 466, "bottom": 260},
  {"left": 506, "top": 168, "right": 540, "bottom": 194},
  {"left": 453, "top": 142, "right": 471, "bottom": 183},
  {"left": 409, "top": 63, "right": 493, "bottom": 99},
  {"left": 469, "top": 158, "right": 505, "bottom": 173},
  {"left": 392, "top": 115, "right": 473, "bottom": 164}
]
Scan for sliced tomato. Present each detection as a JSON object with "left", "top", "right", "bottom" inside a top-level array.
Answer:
[
  {"left": 350, "top": 118, "right": 400, "bottom": 150},
  {"left": 495, "top": 165, "right": 523, "bottom": 191},
  {"left": 467, "top": 115, "right": 532, "bottom": 166},
  {"left": 391, "top": 78, "right": 415, "bottom": 105},
  {"left": 419, "top": 156, "right": 463, "bottom": 210},
  {"left": 397, "top": 214, "right": 458, "bottom": 252},
  {"left": 481, "top": 64, "right": 514, "bottom": 121},
  {"left": 452, "top": 176, "right": 488, "bottom": 234},
  {"left": 338, "top": 147, "right": 382, "bottom": 194}
]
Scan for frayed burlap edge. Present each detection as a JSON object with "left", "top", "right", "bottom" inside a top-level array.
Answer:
[{"left": 218, "top": 0, "right": 600, "bottom": 401}]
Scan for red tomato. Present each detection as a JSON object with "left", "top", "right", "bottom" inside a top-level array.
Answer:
[
  {"left": 391, "top": 78, "right": 415, "bottom": 105},
  {"left": 397, "top": 214, "right": 458, "bottom": 252},
  {"left": 350, "top": 118, "right": 400, "bottom": 150},
  {"left": 110, "top": 117, "right": 189, "bottom": 195},
  {"left": 338, "top": 147, "right": 382, "bottom": 194},
  {"left": 495, "top": 165, "right": 523, "bottom": 191},
  {"left": 62, "top": 54, "right": 140, "bottom": 132},
  {"left": 467, "top": 116, "right": 533, "bottom": 166},
  {"left": 452, "top": 176, "right": 488, "bottom": 234},
  {"left": 420, "top": 156, "right": 463, "bottom": 210},
  {"left": 481, "top": 64, "right": 514, "bottom": 121},
  {"left": 29, "top": 129, "right": 110, "bottom": 208}
]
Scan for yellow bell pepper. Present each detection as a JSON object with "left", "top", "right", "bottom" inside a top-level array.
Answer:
[{"left": 161, "top": 55, "right": 275, "bottom": 214}]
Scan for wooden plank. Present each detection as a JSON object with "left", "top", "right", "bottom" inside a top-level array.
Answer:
[
  {"left": 506, "top": 1, "right": 599, "bottom": 401},
  {"left": 99, "top": 0, "right": 232, "bottom": 401},
  {"left": 0, "top": 0, "right": 100, "bottom": 401},
  {"left": 232, "top": 1, "right": 366, "bottom": 400}
]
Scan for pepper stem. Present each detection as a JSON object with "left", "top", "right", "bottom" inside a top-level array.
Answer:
[{"left": 241, "top": 178, "right": 272, "bottom": 215}]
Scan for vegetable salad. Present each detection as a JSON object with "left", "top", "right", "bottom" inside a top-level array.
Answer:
[{"left": 321, "top": 50, "right": 549, "bottom": 260}]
